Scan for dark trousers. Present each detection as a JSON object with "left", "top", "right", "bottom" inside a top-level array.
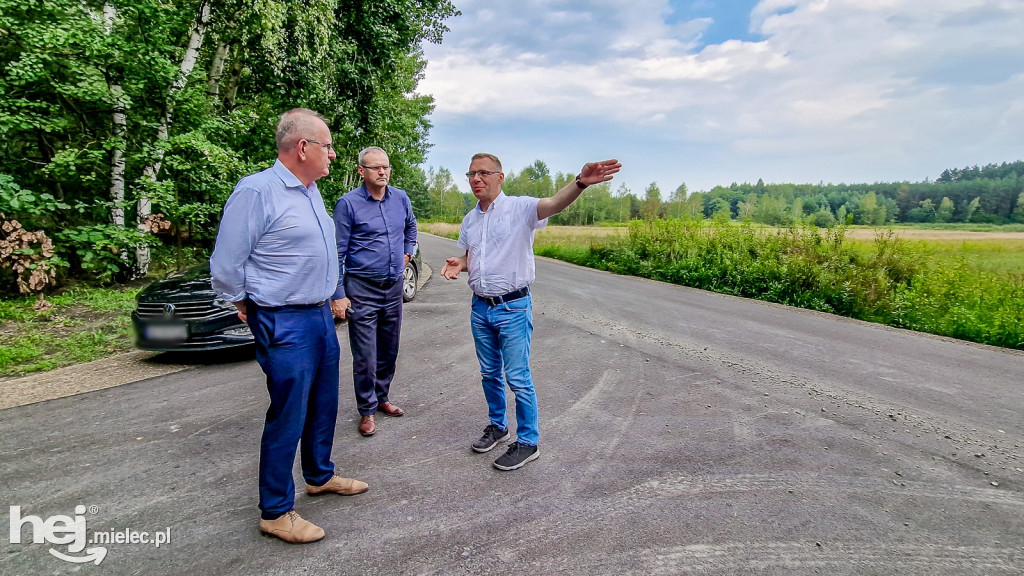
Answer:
[
  {"left": 247, "top": 302, "right": 340, "bottom": 520},
  {"left": 345, "top": 276, "right": 404, "bottom": 415}
]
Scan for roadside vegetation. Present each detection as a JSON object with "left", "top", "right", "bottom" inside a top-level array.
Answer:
[
  {"left": 421, "top": 221, "right": 1024, "bottom": 351},
  {"left": 0, "top": 287, "right": 139, "bottom": 377}
]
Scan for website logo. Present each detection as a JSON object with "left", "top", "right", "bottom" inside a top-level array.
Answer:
[{"left": 9, "top": 505, "right": 171, "bottom": 565}]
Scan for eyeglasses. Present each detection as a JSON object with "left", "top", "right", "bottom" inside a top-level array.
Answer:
[
  {"left": 360, "top": 164, "right": 392, "bottom": 172},
  {"left": 466, "top": 170, "right": 502, "bottom": 179},
  {"left": 302, "top": 139, "right": 334, "bottom": 152}
]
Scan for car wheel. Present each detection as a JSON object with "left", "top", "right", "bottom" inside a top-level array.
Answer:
[{"left": 402, "top": 264, "right": 418, "bottom": 302}]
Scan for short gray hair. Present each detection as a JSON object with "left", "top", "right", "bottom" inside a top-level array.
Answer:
[
  {"left": 471, "top": 153, "right": 502, "bottom": 172},
  {"left": 358, "top": 146, "right": 387, "bottom": 165},
  {"left": 276, "top": 108, "right": 328, "bottom": 152}
]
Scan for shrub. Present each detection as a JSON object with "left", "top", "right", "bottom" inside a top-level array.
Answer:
[{"left": 543, "top": 219, "right": 1022, "bottom": 350}]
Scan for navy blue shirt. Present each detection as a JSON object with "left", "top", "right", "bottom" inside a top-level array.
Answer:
[{"left": 332, "top": 184, "right": 417, "bottom": 299}]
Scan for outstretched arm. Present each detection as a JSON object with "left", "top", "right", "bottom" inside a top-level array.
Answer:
[{"left": 537, "top": 159, "right": 622, "bottom": 221}]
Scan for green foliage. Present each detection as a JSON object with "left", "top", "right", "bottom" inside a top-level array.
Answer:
[
  {"left": 1, "top": 0, "right": 458, "bottom": 291},
  {"left": 44, "top": 287, "right": 140, "bottom": 314},
  {"left": 55, "top": 224, "right": 156, "bottom": 284},
  {"left": 541, "top": 220, "right": 1022, "bottom": 350},
  {"left": 424, "top": 166, "right": 471, "bottom": 221},
  {"left": 888, "top": 261, "right": 1024, "bottom": 349},
  {"left": 0, "top": 173, "right": 70, "bottom": 227}
]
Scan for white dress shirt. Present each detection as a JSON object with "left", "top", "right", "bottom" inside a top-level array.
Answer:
[{"left": 457, "top": 192, "right": 548, "bottom": 297}]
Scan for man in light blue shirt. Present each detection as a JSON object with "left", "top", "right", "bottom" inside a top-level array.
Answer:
[
  {"left": 210, "top": 108, "right": 368, "bottom": 544},
  {"left": 331, "top": 146, "right": 417, "bottom": 437},
  {"left": 442, "top": 152, "right": 621, "bottom": 471}
]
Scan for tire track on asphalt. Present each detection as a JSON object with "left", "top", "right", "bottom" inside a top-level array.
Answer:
[
  {"left": 621, "top": 471, "right": 1023, "bottom": 507},
  {"left": 648, "top": 542, "right": 1024, "bottom": 574}
]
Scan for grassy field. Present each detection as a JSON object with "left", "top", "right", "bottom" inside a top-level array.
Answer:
[
  {"left": 421, "top": 222, "right": 1024, "bottom": 275},
  {"left": 421, "top": 221, "right": 1024, "bottom": 349}
]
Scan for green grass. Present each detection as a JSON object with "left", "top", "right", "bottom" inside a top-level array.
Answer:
[
  {"left": 879, "top": 222, "right": 1024, "bottom": 233},
  {"left": 537, "top": 220, "right": 1024, "bottom": 350},
  {"left": 912, "top": 239, "right": 1024, "bottom": 276},
  {"left": 0, "top": 286, "right": 140, "bottom": 377}
]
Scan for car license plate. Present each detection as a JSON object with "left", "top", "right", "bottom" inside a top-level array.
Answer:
[{"left": 145, "top": 324, "right": 187, "bottom": 341}]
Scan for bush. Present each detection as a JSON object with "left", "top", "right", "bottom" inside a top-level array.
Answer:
[{"left": 543, "top": 219, "right": 1022, "bottom": 350}]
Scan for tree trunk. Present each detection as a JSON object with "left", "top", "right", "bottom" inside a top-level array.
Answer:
[
  {"left": 103, "top": 4, "right": 132, "bottom": 269},
  {"left": 136, "top": 0, "right": 212, "bottom": 277},
  {"left": 224, "top": 44, "right": 243, "bottom": 108},
  {"left": 104, "top": 5, "right": 125, "bottom": 230},
  {"left": 207, "top": 41, "right": 228, "bottom": 98}
]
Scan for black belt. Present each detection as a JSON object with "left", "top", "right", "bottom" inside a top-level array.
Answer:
[
  {"left": 250, "top": 299, "right": 326, "bottom": 312},
  {"left": 347, "top": 273, "right": 398, "bottom": 289},
  {"left": 475, "top": 286, "right": 530, "bottom": 306}
]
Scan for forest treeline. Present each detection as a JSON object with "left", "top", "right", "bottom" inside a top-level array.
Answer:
[
  {"left": 419, "top": 160, "right": 1024, "bottom": 228},
  {"left": 0, "top": 0, "right": 457, "bottom": 295}
]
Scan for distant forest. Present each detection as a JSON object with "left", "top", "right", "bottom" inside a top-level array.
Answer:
[{"left": 419, "top": 160, "right": 1024, "bottom": 227}]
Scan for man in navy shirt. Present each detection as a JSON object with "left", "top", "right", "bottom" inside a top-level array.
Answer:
[
  {"left": 331, "top": 146, "right": 418, "bottom": 437},
  {"left": 211, "top": 109, "right": 369, "bottom": 544}
]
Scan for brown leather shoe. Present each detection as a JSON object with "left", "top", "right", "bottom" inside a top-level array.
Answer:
[
  {"left": 358, "top": 414, "right": 375, "bottom": 436},
  {"left": 259, "top": 510, "right": 324, "bottom": 544},
  {"left": 379, "top": 401, "right": 405, "bottom": 417},
  {"left": 306, "top": 474, "right": 369, "bottom": 496}
]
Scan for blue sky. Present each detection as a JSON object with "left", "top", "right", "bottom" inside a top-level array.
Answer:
[{"left": 419, "top": 0, "right": 1024, "bottom": 197}]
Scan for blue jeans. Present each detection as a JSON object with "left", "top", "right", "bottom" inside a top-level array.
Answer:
[
  {"left": 247, "top": 302, "right": 340, "bottom": 520},
  {"left": 470, "top": 293, "right": 539, "bottom": 446}
]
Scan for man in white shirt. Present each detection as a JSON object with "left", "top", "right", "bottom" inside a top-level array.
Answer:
[{"left": 441, "top": 152, "right": 621, "bottom": 470}]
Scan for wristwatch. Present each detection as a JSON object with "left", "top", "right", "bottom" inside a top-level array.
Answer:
[{"left": 575, "top": 174, "right": 588, "bottom": 190}]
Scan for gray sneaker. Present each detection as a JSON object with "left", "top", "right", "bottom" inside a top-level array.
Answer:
[
  {"left": 472, "top": 424, "right": 510, "bottom": 453},
  {"left": 493, "top": 442, "right": 539, "bottom": 471}
]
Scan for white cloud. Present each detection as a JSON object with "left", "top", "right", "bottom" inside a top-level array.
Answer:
[{"left": 420, "top": 0, "right": 1024, "bottom": 192}]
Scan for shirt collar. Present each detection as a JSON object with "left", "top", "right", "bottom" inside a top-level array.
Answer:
[
  {"left": 358, "top": 183, "right": 391, "bottom": 200},
  {"left": 271, "top": 159, "right": 309, "bottom": 192},
  {"left": 475, "top": 190, "right": 505, "bottom": 213}
]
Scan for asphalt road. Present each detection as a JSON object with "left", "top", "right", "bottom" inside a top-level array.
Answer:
[{"left": 2, "top": 233, "right": 1022, "bottom": 575}]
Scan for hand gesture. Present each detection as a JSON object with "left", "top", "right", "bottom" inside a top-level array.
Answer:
[
  {"left": 578, "top": 159, "right": 622, "bottom": 187},
  {"left": 442, "top": 256, "right": 465, "bottom": 280}
]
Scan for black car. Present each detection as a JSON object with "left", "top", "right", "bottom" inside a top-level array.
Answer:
[
  {"left": 132, "top": 262, "right": 253, "bottom": 352},
  {"left": 132, "top": 244, "right": 422, "bottom": 351}
]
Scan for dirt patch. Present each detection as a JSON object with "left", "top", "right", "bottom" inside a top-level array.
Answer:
[{"left": 0, "top": 351, "right": 195, "bottom": 410}]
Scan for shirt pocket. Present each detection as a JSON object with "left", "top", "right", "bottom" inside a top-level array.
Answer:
[{"left": 488, "top": 214, "right": 511, "bottom": 241}]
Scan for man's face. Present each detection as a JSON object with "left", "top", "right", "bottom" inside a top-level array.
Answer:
[
  {"left": 467, "top": 157, "right": 504, "bottom": 204},
  {"left": 358, "top": 150, "right": 391, "bottom": 189},
  {"left": 306, "top": 119, "right": 336, "bottom": 181}
]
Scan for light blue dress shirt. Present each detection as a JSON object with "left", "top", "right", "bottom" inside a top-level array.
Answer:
[{"left": 210, "top": 160, "right": 339, "bottom": 307}]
